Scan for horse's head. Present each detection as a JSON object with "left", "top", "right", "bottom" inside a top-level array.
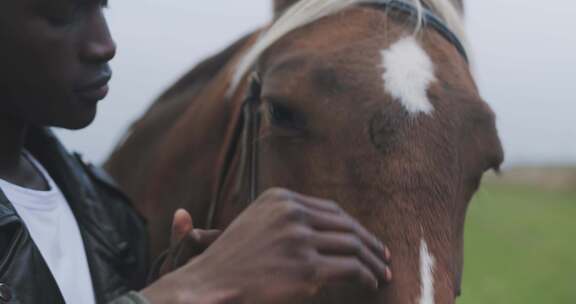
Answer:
[{"left": 219, "top": 1, "right": 503, "bottom": 303}]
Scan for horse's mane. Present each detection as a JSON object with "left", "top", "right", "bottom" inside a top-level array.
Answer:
[{"left": 231, "top": 0, "right": 466, "bottom": 92}]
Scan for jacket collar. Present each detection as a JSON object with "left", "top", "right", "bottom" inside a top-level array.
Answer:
[
  {"left": 23, "top": 127, "right": 130, "bottom": 253},
  {"left": 0, "top": 127, "right": 131, "bottom": 303},
  {"left": 0, "top": 190, "right": 17, "bottom": 226}
]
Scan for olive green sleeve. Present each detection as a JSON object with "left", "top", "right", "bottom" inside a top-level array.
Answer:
[{"left": 108, "top": 291, "right": 151, "bottom": 304}]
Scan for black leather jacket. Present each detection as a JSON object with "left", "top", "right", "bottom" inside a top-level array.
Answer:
[{"left": 0, "top": 128, "right": 149, "bottom": 304}]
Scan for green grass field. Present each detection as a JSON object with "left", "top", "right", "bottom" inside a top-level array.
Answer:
[{"left": 458, "top": 184, "right": 576, "bottom": 304}]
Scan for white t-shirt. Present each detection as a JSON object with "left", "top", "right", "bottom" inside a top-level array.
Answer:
[{"left": 0, "top": 152, "right": 96, "bottom": 304}]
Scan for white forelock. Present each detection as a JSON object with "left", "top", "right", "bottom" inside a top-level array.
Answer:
[{"left": 230, "top": 0, "right": 466, "bottom": 93}]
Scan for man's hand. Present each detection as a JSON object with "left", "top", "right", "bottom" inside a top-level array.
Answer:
[
  {"left": 142, "top": 189, "right": 392, "bottom": 304},
  {"left": 155, "top": 209, "right": 221, "bottom": 279}
]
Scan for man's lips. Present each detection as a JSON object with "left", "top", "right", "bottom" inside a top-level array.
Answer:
[{"left": 75, "top": 74, "right": 112, "bottom": 102}]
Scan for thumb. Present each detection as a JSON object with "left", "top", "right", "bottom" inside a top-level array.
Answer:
[
  {"left": 171, "top": 209, "right": 194, "bottom": 245},
  {"left": 193, "top": 229, "right": 222, "bottom": 246}
]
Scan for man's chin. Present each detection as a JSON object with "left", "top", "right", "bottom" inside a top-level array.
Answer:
[{"left": 48, "top": 108, "right": 98, "bottom": 130}]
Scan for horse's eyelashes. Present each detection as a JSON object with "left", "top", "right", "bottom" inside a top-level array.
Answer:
[
  {"left": 267, "top": 102, "right": 303, "bottom": 130},
  {"left": 269, "top": 103, "right": 293, "bottom": 124}
]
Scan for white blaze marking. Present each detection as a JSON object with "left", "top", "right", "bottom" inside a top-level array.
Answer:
[
  {"left": 381, "top": 36, "right": 437, "bottom": 115},
  {"left": 418, "top": 239, "right": 436, "bottom": 304}
]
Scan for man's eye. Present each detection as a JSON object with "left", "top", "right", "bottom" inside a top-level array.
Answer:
[
  {"left": 43, "top": 2, "right": 82, "bottom": 27},
  {"left": 46, "top": 15, "right": 76, "bottom": 27}
]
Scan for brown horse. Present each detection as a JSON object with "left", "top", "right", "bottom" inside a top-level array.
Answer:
[{"left": 106, "top": 0, "right": 503, "bottom": 303}]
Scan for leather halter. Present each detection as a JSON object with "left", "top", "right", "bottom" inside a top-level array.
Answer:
[
  {"left": 366, "top": 1, "right": 469, "bottom": 62},
  {"left": 206, "top": 74, "right": 262, "bottom": 229},
  {"left": 206, "top": 1, "right": 468, "bottom": 229},
  {"left": 243, "top": 76, "right": 263, "bottom": 204}
]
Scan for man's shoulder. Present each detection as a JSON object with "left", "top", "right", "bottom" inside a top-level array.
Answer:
[
  {"left": 70, "top": 152, "right": 148, "bottom": 229},
  {"left": 73, "top": 154, "right": 134, "bottom": 206},
  {"left": 67, "top": 153, "right": 150, "bottom": 295},
  {"left": 26, "top": 127, "right": 145, "bottom": 227}
]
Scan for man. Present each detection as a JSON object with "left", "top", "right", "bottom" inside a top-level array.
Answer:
[{"left": 0, "top": 1, "right": 392, "bottom": 303}]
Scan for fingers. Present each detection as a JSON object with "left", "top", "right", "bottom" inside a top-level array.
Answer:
[
  {"left": 288, "top": 192, "right": 343, "bottom": 214},
  {"left": 171, "top": 209, "right": 194, "bottom": 245},
  {"left": 314, "top": 256, "right": 380, "bottom": 291},
  {"left": 302, "top": 198, "right": 391, "bottom": 264},
  {"left": 256, "top": 188, "right": 393, "bottom": 286},
  {"left": 259, "top": 188, "right": 391, "bottom": 262},
  {"left": 290, "top": 192, "right": 393, "bottom": 282},
  {"left": 306, "top": 210, "right": 391, "bottom": 264},
  {"left": 313, "top": 232, "right": 391, "bottom": 283},
  {"left": 259, "top": 188, "right": 342, "bottom": 214}
]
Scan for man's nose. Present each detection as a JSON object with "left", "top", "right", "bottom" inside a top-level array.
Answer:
[{"left": 80, "top": 9, "right": 117, "bottom": 64}]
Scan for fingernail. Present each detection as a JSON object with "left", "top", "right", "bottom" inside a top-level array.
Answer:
[
  {"left": 385, "top": 267, "right": 393, "bottom": 282},
  {"left": 384, "top": 247, "right": 391, "bottom": 262}
]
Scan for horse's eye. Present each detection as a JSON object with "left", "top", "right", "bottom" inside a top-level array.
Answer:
[{"left": 267, "top": 102, "right": 302, "bottom": 129}]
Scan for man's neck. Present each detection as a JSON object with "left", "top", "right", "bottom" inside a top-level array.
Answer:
[
  {"left": 0, "top": 115, "right": 27, "bottom": 172},
  {"left": 0, "top": 117, "right": 50, "bottom": 191}
]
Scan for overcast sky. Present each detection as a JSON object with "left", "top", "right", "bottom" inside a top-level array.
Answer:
[{"left": 55, "top": 0, "right": 576, "bottom": 166}]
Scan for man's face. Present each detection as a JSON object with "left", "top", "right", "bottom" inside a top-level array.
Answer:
[{"left": 0, "top": 0, "right": 115, "bottom": 129}]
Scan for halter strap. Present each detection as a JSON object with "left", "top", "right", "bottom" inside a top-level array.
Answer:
[
  {"left": 244, "top": 77, "right": 262, "bottom": 203},
  {"left": 366, "top": 0, "right": 469, "bottom": 63}
]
